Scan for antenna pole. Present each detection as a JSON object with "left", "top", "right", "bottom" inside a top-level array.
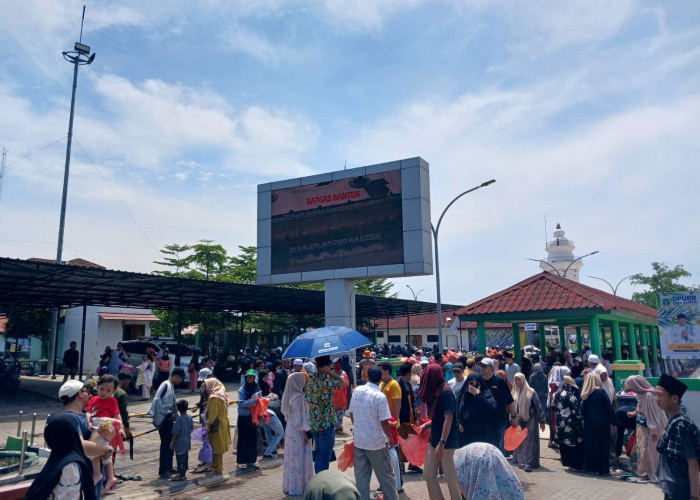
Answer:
[
  {"left": 79, "top": 5, "right": 86, "bottom": 43},
  {"left": 0, "top": 147, "right": 7, "bottom": 201}
]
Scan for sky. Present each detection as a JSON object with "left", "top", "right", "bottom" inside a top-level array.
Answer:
[{"left": 1, "top": 0, "right": 699, "bottom": 308}]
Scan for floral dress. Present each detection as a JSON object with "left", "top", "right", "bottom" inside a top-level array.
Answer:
[
  {"left": 282, "top": 397, "right": 314, "bottom": 495},
  {"left": 555, "top": 386, "right": 584, "bottom": 469}
]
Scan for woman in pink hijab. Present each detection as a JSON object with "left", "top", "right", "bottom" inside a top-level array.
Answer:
[{"left": 624, "top": 375, "right": 668, "bottom": 481}]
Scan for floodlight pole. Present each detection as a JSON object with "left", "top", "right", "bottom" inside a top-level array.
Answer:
[
  {"left": 589, "top": 274, "right": 634, "bottom": 295},
  {"left": 47, "top": 9, "right": 96, "bottom": 378},
  {"left": 433, "top": 179, "right": 495, "bottom": 352}
]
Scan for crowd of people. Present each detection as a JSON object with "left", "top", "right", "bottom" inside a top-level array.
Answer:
[{"left": 29, "top": 343, "right": 700, "bottom": 500}]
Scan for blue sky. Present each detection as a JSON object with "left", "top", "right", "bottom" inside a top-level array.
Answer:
[{"left": 1, "top": 1, "right": 698, "bottom": 306}]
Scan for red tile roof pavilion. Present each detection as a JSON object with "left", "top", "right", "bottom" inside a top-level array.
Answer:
[{"left": 454, "top": 272, "right": 659, "bottom": 365}]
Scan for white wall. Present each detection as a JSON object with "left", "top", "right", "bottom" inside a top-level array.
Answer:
[{"left": 63, "top": 306, "right": 154, "bottom": 376}]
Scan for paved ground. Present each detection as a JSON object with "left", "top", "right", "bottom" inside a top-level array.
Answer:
[{"left": 1, "top": 376, "right": 663, "bottom": 499}]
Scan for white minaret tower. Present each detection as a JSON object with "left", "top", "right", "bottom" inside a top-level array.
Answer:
[{"left": 540, "top": 223, "right": 583, "bottom": 281}]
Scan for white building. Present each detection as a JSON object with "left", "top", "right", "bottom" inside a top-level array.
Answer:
[{"left": 540, "top": 223, "right": 584, "bottom": 282}]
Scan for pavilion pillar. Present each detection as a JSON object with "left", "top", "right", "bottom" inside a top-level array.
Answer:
[
  {"left": 639, "top": 324, "right": 650, "bottom": 369},
  {"left": 512, "top": 324, "right": 521, "bottom": 363},
  {"left": 612, "top": 320, "right": 622, "bottom": 361},
  {"left": 650, "top": 326, "right": 659, "bottom": 364},
  {"left": 590, "top": 316, "right": 602, "bottom": 357},
  {"left": 538, "top": 324, "right": 547, "bottom": 353},
  {"left": 559, "top": 326, "right": 567, "bottom": 350},
  {"left": 627, "top": 322, "right": 638, "bottom": 360},
  {"left": 576, "top": 327, "right": 583, "bottom": 356},
  {"left": 477, "top": 321, "right": 486, "bottom": 355}
]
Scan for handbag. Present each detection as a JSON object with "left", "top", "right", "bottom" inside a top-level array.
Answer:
[{"left": 209, "top": 418, "right": 220, "bottom": 433}]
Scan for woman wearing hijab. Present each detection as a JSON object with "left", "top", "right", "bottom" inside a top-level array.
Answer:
[
  {"left": 417, "top": 364, "right": 461, "bottom": 500},
  {"left": 554, "top": 375, "right": 584, "bottom": 471},
  {"left": 511, "top": 373, "right": 546, "bottom": 472},
  {"left": 546, "top": 365, "right": 570, "bottom": 449},
  {"left": 454, "top": 442, "right": 524, "bottom": 500},
  {"left": 237, "top": 369, "right": 260, "bottom": 469},
  {"left": 624, "top": 375, "right": 668, "bottom": 481},
  {"left": 281, "top": 372, "right": 314, "bottom": 495},
  {"left": 594, "top": 363, "right": 615, "bottom": 404},
  {"left": 456, "top": 372, "right": 498, "bottom": 448},
  {"left": 156, "top": 349, "right": 171, "bottom": 390},
  {"left": 581, "top": 373, "right": 616, "bottom": 475},
  {"left": 25, "top": 413, "right": 96, "bottom": 500},
  {"left": 444, "top": 362, "right": 454, "bottom": 382},
  {"left": 203, "top": 377, "right": 231, "bottom": 474}
]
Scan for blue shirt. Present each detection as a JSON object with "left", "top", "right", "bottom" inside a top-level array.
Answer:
[
  {"left": 66, "top": 410, "right": 90, "bottom": 440},
  {"left": 171, "top": 414, "right": 193, "bottom": 453}
]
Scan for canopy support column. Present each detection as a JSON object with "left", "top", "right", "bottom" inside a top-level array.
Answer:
[
  {"left": 590, "top": 316, "right": 602, "bottom": 357},
  {"left": 477, "top": 321, "right": 486, "bottom": 355},
  {"left": 512, "top": 323, "right": 521, "bottom": 363},
  {"left": 79, "top": 302, "right": 87, "bottom": 381},
  {"left": 627, "top": 322, "right": 638, "bottom": 360},
  {"left": 576, "top": 327, "right": 583, "bottom": 356},
  {"left": 639, "top": 324, "right": 650, "bottom": 372},
  {"left": 559, "top": 326, "right": 567, "bottom": 350},
  {"left": 538, "top": 324, "right": 546, "bottom": 353},
  {"left": 612, "top": 320, "right": 622, "bottom": 361}
]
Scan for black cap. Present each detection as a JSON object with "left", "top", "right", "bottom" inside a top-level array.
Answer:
[
  {"left": 399, "top": 363, "right": 412, "bottom": 376},
  {"left": 657, "top": 373, "right": 688, "bottom": 399},
  {"left": 678, "top": 313, "right": 687, "bottom": 320}
]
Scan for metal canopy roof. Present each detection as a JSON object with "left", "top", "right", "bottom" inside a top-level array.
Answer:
[{"left": 0, "top": 257, "right": 460, "bottom": 318}]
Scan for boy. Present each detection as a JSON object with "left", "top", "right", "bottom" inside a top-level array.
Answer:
[
  {"left": 655, "top": 374, "right": 700, "bottom": 500},
  {"left": 85, "top": 374, "right": 125, "bottom": 490},
  {"left": 170, "top": 399, "right": 193, "bottom": 481}
]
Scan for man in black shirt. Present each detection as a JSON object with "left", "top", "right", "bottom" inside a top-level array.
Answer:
[
  {"left": 396, "top": 363, "right": 421, "bottom": 473},
  {"left": 272, "top": 358, "right": 291, "bottom": 399},
  {"left": 62, "top": 341, "right": 79, "bottom": 382},
  {"left": 479, "top": 357, "right": 515, "bottom": 455}
]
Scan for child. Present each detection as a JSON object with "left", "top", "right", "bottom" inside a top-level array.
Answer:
[
  {"left": 170, "top": 399, "right": 193, "bottom": 481},
  {"left": 85, "top": 374, "right": 124, "bottom": 490},
  {"left": 655, "top": 374, "right": 700, "bottom": 500}
]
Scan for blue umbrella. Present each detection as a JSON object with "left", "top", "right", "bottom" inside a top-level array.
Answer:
[{"left": 283, "top": 326, "right": 371, "bottom": 359}]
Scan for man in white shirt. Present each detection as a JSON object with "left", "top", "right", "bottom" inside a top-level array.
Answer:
[
  {"left": 503, "top": 352, "right": 520, "bottom": 383},
  {"left": 349, "top": 366, "right": 398, "bottom": 500},
  {"left": 447, "top": 363, "right": 466, "bottom": 397}
]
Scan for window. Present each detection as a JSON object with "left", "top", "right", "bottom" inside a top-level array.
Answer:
[
  {"left": 376, "top": 331, "right": 384, "bottom": 338},
  {"left": 427, "top": 335, "right": 439, "bottom": 342},
  {"left": 388, "top": 335, "right": 401, "bottom": 343}
]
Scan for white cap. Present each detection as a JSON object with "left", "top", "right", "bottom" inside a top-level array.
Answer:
[
  {"left": 293, "top": 358, "right": 304, "bottom": 366},
  {"left": 59, "top": 380, "right": 84, "bottom": 400},
  {"left": 198, "top": 368, "right": 212, "bottom": 381},
  {"left": 588, "top": 354, "right": 600, "bottom": 364},
  {"left": 479, "top": 358, "right": 495, "bottom": 367}
]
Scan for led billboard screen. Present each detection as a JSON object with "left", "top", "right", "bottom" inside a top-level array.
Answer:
[{"left": 257, "top": 157, "right": 432, "bottom": 284}]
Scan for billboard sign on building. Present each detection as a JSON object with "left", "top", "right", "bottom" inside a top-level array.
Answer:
[
  {"left": 657, "top": 291, "right": 700, "bottom": 359},
  {"left": 257, "top": 157, "right": 432, "bottom": 284}
]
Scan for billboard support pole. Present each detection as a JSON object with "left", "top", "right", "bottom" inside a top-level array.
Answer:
[{"left": 324, "top": 279, "right": 356, "bottom": 329}]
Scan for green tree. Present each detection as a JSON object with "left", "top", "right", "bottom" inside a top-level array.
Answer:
[
  {"left": 631, "top": 262, "right": 692, "bottom": 308},
  {"left": 189, "top": 240, "right": 228, "bottom": 280},
  {"left": 222, "top": 245, "right": 258, "bottom": 284},
  {"left": 4, "top": 309, "right": 53, "bottom": 355},
  {"left": 153, "top": 243, "right": 192, "bottom": 276}
]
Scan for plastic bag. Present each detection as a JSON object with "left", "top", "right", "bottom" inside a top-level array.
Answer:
[
  {"left": 199, "top": 442, "right": 213, "bottom": 463},
  {"left": 626, "top": 429, "right": 636, "bottom": 457},
  {"left": 504, "top": 426, "right": 528, "bottom": 452},
  {"left": 191, "top": 427, "right": 208, "bottom": 443},
  {"left": 251, "top": 398, "right": 270, "bottom": 425},
  {"left": 399, "top": 425, "right": 430, "bottom": 467},
  {"left": 338, "top": 441, "right": 354, "bottom": 471}
]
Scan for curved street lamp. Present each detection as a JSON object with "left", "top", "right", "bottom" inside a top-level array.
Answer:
[
  {"left": 433, "top": 179, "right": 496, "bottom": 351},
  {"left": 406, "top": 284, "right": 423, "bottom": 301},
  {"left": 526, "top": 250, "right": 599, "bottom": 280},
  {"left": 589, "top": 274, "right": 635, "bottom": 296}
]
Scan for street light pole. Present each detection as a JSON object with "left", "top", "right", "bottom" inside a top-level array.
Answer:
[
  {"left": 433, "top": 179, "right": 496, "bottom": 352},
  {"left": 406, "top": 285, "right": 423, "bottom": 301},
  {"left": 589, "top": 274, "right": 635, "bottom": 295},
  {"left": 526, "top": 250, "right": 599, "bottom": 281},
  {"left": 47, "top": 8, "right": 96, "bottom": 378}
]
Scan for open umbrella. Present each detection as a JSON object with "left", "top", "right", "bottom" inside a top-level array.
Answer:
[{"left": 283, "top": 326, "right": 371, "bottom": 359}]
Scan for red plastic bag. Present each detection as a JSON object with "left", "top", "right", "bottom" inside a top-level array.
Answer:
[
  {"left": 251, "top": 397, "right": 270, "bottom": 425},
  {"left": 338, "top": 441, "right": 354, "bottom": 471},
  {"left": 504, "top": 426, "right": 528, "bottom": 452},
  {"left": 399, "top": 424, "right": 431, "bottom": 467}
]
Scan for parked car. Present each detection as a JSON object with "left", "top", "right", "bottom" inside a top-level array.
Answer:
[{"left": 121, "top": 337, "right": 198, "bottom": 384}]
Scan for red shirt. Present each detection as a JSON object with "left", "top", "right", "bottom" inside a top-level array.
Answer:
[{"left": 86, "top": 396, "right": 120, "bottom": 419}]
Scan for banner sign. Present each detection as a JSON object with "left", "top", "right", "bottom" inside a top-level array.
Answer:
[
  {"left": 657, "top": 291, "right": 700, "bottom": 359},
  {"left": 524, "top": 322, "right": 537, "bottom": 331}
]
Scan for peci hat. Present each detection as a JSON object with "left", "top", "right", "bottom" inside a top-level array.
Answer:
[
  {"left": 198, "top": 367, "right": 212, "bottom": 381},
  {"left": 58, "top": 379, "right": 84, "bottom": 400},
  {"left": 587, "top": 354, "right": 600, "bottom": 364},
  {"left": 293, "top": 358, "right": 304, "bottom": 366},
  {"left": 657, "top": 373, "right": 688, "bottom": 399},
  {"left": 479, "top": 358, "right": 495, "bottom": 367},
  {"left": 574, "top": 356, "right": 582, "bottom": 362}
]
